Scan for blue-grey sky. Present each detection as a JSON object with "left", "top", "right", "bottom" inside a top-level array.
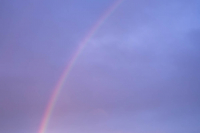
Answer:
[{"left": 0, "top": 0, "right": 200, "bottom": 133}]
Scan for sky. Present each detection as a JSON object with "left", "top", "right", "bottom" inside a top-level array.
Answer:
[{"left": 0, "top": 0, "right": 200, "bottom": 133}]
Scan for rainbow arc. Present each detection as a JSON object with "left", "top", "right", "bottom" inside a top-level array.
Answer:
[{"left": 38, "top": 1, "right": 124, "bottom": 133}]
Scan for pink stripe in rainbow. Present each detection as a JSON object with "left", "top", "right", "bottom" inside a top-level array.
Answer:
[{"left": 38, "top": 0, "right": 124, "bottom": 133}]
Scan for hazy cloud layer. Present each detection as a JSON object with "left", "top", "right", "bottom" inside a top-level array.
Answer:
[{"left": 0, "top": 0, "right": 200, "bottom": 133}]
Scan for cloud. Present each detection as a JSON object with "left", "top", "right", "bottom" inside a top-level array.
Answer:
[{"left": 0, "top": 0, "right": 200, "bottom": 132}]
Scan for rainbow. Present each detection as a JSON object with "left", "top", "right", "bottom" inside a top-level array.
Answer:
[{"left": 38, "top": 0, "right": 124, "bottom": 133}]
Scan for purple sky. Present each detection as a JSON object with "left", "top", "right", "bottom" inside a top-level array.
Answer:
[{"left": 0, "top": 0, "right": 200, "bottom": 133}]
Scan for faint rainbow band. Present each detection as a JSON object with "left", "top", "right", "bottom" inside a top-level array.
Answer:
[{"left": 38, "top": 0, "right": 124, "bottom": 133}]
